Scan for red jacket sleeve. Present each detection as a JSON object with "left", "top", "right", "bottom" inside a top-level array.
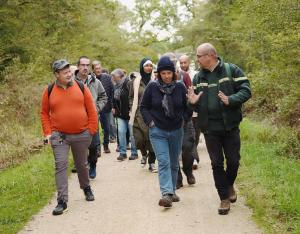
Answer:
[
  {"left": 183, "top": 72, "right": 192, "bottom": 88},
  {"left": 40, "top": 87, "right": 52, "bottom": 136},
  {"left": 84, "top": 86, "right": 98, "bottom": 134}
]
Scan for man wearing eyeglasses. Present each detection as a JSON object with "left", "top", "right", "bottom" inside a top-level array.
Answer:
[
  {"left": 76, "top": 56, "right": 107, "bottom": 180},
  {"left": 187, "top": 43, "right": 251, "bottom": 215}
]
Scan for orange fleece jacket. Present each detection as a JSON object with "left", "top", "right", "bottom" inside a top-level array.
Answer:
[{"left": 40, "top": 82, "right": 98, "bottom": 136}]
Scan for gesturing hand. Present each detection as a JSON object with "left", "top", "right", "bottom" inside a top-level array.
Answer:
[
  {"left": 218, "top": 91, "right": 229, "bottom": 105},
  {"left": 187, "top": 86, "right": 203, "bottom": 104}
]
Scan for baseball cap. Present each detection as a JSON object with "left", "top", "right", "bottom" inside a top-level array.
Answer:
[{"left": 52, "top": 59, "right": 70, "bottom": 72}]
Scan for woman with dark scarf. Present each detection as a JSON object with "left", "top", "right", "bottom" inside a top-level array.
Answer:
[
  {"left": 128, "top": 58, "right": 157, "bottom": 172},
  {"left": 140, "top": 56, "right": 189, "bottom": 208}
]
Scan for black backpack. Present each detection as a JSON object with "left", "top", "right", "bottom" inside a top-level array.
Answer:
[{"left": 47, "top": 79, "right": 84, "bottom": 98}]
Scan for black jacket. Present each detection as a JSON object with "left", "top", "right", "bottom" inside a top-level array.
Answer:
[
  {"left": 96, "top": 73, "right": 114, "bottom": 113},
  {"left": 113, "top": 78, "right": 130, "bottom": 120}
]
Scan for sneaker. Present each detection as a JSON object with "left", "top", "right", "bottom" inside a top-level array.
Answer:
[
  {"left": 159, "top": 195, "right": 173, "bottom": 208},
  {"left": 129, "top": 154, "right": 138, "bottom": 160},
  {"left": 187, "top": 174, "right": 196, "bottom": 185},
  {"left": 89, "top": 166, "right": 96, "bottom": 179},
  {"left": 109, "top": 138, "right": 116, "bottom": 143},
  {"left": 116, "top": 145, "right": 120, "bottom": 152},
  {"left": 52, "top": 201, "right": 68, "bottom": 216},
  {"left": 229, "top": 186, "right": 237, "bottom": 203},
  {"left": 97, "top": 149, "right": 101, "bottom": 158},
  {"left": 170, "top": 194, "right": 180, "bottom": 202},
  {"left": 192, "top": 159, "right": 198, "bottom": 170},
  {"left": 83, "top": 186, "right": 95, "bottom": 201},
  {"left": 218, "top": 199, "right": 230, "bottom": 215},
  {"left": 117, "top": 154, "right": 127, "bottom": 161},
  {"left": 176, "top": 180, "right": 183, "bottom": 190},
  {"left": 104, "top": 145, "right": 111, "bottom": 153},
  {"left": 149, "top": 163, "right": 158, "bottom": 173},
  {"left": 71, "top": 167, "right": 77, "bottom": 173},
  {"left": 141, "top": 155, "right": 147, "bottom": 167}
]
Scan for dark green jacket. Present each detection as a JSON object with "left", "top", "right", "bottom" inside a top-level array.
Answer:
[{"left": 192, "top": 58, "right": 251, "bottom": 133}]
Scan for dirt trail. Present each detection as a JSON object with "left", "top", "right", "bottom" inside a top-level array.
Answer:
[{"left": 20, "top": 141, "right": 261, "bottom": 234}]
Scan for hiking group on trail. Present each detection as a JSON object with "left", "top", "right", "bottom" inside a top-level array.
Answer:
[{"left": 40, "top": 42, "right": 251, "bottom": 216}]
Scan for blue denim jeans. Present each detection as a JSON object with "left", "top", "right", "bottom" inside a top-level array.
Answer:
[
  {"left": 99, "top": 112, "right": 110, "bottom": 146},
  {"left": 117, "top": 118, "right": 138, "bottom": 156},
  {"left": 149, "top": 126, "right": 184, "bottom": 195},
  {"left": 109, "top": 112, "right": 117, "bottom": 139}
]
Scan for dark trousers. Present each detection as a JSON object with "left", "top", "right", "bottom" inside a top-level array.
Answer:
[
  {"left": 178, "top": 120, "right": 195, "bottom": 182},
  {"left": 192, "top": 117, "right": 200, "bottom": 162},
  {"left": 88, "top": 130, "right": 100, "bottom": 168},
  {"left": 99, "top": 112, "right": 110, "bottom": 146},
  {"left": 204, "top": 128, "right": 241, "bottom": 200}
]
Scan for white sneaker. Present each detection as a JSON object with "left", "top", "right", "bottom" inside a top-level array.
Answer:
[
  {"left": 192, "top": 159, "right": 198, "bottom": 170},
  {"left": 149, "top": 163, "right": 158, "bottom": 173}
]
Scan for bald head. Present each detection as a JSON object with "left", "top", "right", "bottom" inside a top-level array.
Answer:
[
  {"left": 196, "top": 43, "right": 218, "bottom": 70},
  {"left": 179, "top": 54, "right": 190, "bottom": 72},
  {"left": 197, "top": 43, "right": 217, "bottom": 57}
]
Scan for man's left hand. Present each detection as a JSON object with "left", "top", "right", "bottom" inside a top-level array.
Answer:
[{"left": 218, "top": 91, "right": 229, "bottom": 105}]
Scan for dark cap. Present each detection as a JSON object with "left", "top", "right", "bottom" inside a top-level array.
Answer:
[
  {"left": 157, "top": 56, "right": 175, "bottom": 73},
  {"left": 52, "top": 59, "right": 70, "bottom": 72}
]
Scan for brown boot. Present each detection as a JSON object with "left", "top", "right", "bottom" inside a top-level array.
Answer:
[
  {"left": 229, "top": 186, "right": 237, "bottom": 203},
  {"left": 104, "top": 145, "right": 111, "bottom": 153},
  {"left": 218, "top": 199, "right": 230, "bottom": 215},
  {"left": 187, "top": 174, "right": 196, "bottom": 185}
]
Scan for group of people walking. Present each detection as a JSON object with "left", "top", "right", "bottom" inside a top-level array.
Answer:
[{"left": 40, "top": 42, "right": 251, "bottom": 216}]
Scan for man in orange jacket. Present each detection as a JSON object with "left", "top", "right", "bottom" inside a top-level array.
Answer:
[{"left": 41, "top": 59, "right": 98, "bottom": 215}]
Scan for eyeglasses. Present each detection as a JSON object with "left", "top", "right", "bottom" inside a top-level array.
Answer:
[{"left": 196, "top": 54, "right": 208, "bottom": 59}]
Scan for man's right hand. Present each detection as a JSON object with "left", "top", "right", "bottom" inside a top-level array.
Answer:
[
  {"left": 187, "top": 86, "right": 203, "bottom": 104},
  {"left": 44, "top": 135, "right": 51, "bottom": 145}
]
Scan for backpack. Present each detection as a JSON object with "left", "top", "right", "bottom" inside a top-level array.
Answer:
[{"left": 48, "top": 79, "right": 84, "bottom": 98}]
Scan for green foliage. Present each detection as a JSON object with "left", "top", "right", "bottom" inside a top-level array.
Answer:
[
  {"left": 0, "top": 0, "right": 158, "bottom": 164},
  {"left": 173, "top": 0, "right": 300, "bottom": 127},
  {"left": 0, "top": 149, "right": 55, "bottom": 234},
  {"left": 238, "top": 119, "right": 300, "bottom": 233}
]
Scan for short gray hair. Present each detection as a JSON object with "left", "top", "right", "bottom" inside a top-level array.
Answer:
[
  {"left": 111, "top": 68, "right": 125, "bottom": 78},
  {"left": 92, "top": 60, "right": 102, "bottom": 70}
]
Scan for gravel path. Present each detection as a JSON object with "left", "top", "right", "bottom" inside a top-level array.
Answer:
[{"left": 20, "top": 142, "right": 261, "bottom": 234}]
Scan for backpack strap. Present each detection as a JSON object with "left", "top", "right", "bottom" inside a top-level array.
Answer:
[
  {"left": 224, "top": 63, "right": 232, "bottom": 80},
  {"left": 47, "top": 83, "right": 55, "bottom": 98},
  {"left": 74, "top": 79, "right": 85, "bottom": 94},
  {"left": 47, "top": 80, "right": 84, "bottom": 98}
]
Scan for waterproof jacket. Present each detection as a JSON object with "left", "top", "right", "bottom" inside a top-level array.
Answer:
[
  {"left": 192, "top": 58, "right": 251, "bottom": 133},
  {"left": 76, "top": 74, "right": 107, "bottom": 113}
]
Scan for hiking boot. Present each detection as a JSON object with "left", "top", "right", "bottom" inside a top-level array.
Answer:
[
  {"left": 117, "top": 154, "right": 127, "bottom": 161},
  {"left": 229, "top": 185, "right": 237, "bottom": 203},
  {"left": 104, "top": 145, "right": 111, "bottom": 153},
  {"left": 149, "top": 163, "right": 158, "bottom": 173},
  {"left": 52, "top": 201, "right": 68, "bottom": 216},
  {"left": 192, "top": 159, "right": 198, "bottom": 170},
  {"left": 176, "top": 180, "right": 183, "bottom": 189},
  {"left": 83, "top": 186, "right": 95, "bottom": 201},
  {"left": 159, "top": 195, "right": 173, "bottom": 208},
  {"left": 141, "top": 155, "right": 147, "bottom": 167},
  {"left": 89, "top": 166, "right": 96, "bottom": 179},
  {"left": 187, "top": 174, "right": 196, "bottom": 185},
  {"left": 71, "top": 167, "right": 77, "bottom": 173},
  {"left": 116, "top": 145, "right": 119, "bottom": 152},
  {"left": 218, "top": 199, "right": 230, "bottom": 215},
  {"left": 170, "top": 194, "right": 180, "bottom": 202},
  {"left": 129, "top": 154, "right": 138, "bottom": 160}
]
